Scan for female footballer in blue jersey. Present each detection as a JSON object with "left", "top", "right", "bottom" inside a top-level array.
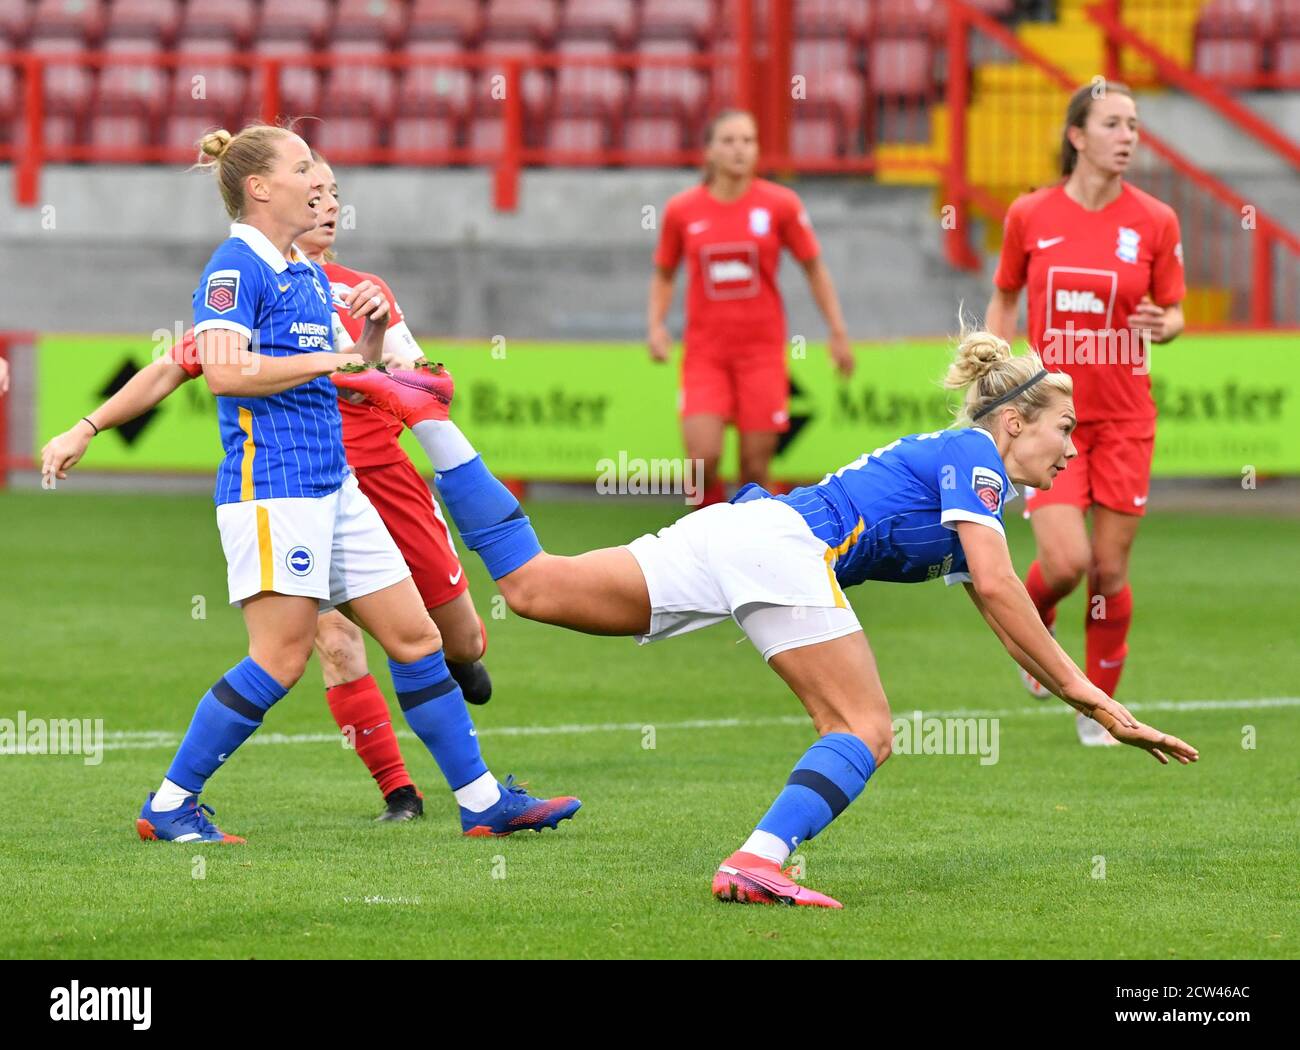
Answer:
[
  {"left": 337, "top": 327, "right": 1199, "bottom": 908},
  {"left": 135, "top": 124, "right": 579, "bottom": 843}
]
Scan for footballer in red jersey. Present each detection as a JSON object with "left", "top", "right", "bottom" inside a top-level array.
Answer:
[
  {"left": 986, "top": 82, "right": 1185, "bottom": 744},
  {"left": 649, "top": 110, "right": 854, "bottom": 506}
]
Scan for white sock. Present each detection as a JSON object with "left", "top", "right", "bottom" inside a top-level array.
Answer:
[
  {"left": 740, "top": 829, "right": 791, "bottom": 866},
  {"left": 152, "top": 778, "right": 192, "bottom": 812},
  {"left": 411, "top": 420, "right": 477, "bottom": 472},
  {"left": 454, "top": 770, "right": 502, "bottom": 813}
]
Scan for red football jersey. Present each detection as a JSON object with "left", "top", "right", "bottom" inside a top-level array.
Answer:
[
  {"left": 995, "top": 181, "right": 1184, "bottom": 422},
  {"left": 323, "top": 261, "right": 406, "bottom": 470},
  {"left": 654, "top": 178, "right": 820, "bottom": 351}
]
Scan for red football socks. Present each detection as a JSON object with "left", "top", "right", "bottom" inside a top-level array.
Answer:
[
  {"left": 1086, "top": 585, "right": 1133, "bottom": 698},
  {"left": 326, "top": 674, "right": 414, "bottom": 799}
]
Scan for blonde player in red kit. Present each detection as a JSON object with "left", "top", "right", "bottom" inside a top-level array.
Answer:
[
  {"left": 648, "top": 110, "right": 854, "bottom": 506},
  {"left": 985, "top": 82, "right": 1185, "bottom": 746}
]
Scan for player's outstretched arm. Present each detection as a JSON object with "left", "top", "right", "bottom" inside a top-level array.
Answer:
[
  {"left": 199, "top": 329, "right": 362, "bottom": 397},
  {"left": 958, "top": 521, "right": 1198, "bottom": 765},
  {"left": 963, "top": 582, "right": 1063, "bottom": 696},
  {"left": 41, "top": 357, "right": 192, "bottom": 482}
]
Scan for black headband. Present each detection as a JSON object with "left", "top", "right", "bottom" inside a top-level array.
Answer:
[{"left": 971, "top": 369, "right": 1049, "bottom": 421}]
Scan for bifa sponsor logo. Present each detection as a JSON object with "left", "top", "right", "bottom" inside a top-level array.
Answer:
[
  {"left": 891, "top": 711, "right": 1000, "bottom": 766},
  {"left": 1044, "top": 266, "right": 1117, "bottom": 333},
  {"left": 700, "top": 243, "right": 759, "bottom": 300},
  {"left": 595, "top": 451, "right": 706, "bottom": 506},
  {"left": 0, "top": 711, "right": 104, "bottom": 766},
  {"left": 50, "top": 982, "right": 151, "bottom": 1030}
]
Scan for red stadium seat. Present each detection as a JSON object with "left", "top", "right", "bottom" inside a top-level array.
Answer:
[
  {"left": 177, "top": 0, "right": 257, "bottom": 47},
  {"left": 639, "top": 0, "right": 716, "bottom": 44},
  {"left": 96, "top": 38, "right": 169, "bottom": 116},
  {"left": 1194, "top": 37, "right": 1265, "bottom": 78},
  {"left": 30, "top": 0, "right": 105, "bottom": 44},
  {"left": 630, "top": 59, "right": 708, "bottom": 125},
  {"left": 794, "top": 0, "right": 872, "bottom": 41},
  {"left": 560, "top": 0, "right": 638, "bottom": 47},
  {"left": 163, "top": 111, "right": 236, "bottom": 151},
  {"left": 332, "top": 0, "right": 409, "bottom": 46},
  {"left": 321, "top": 40, "right": 397, "bottom": 118},
  {"left": 172, "top": 39, "right": 248, "bottom": 115},
  {"left": 407, "top": 0, "right": 484, "bottom": 44},
  {"left": 253, "top": 39, "right": 322, "bottom": 115},
  {"left": 789, "top": 115, "right": 842, "bottom": 160},
  {"left": 545, "top": 114, "right": 609, "bottom": 152},
  {"left": 476, "top": 39, "right": 553, "bottom": 118},
  {"left": 311, "top": 116, "right": 383, "bottom": 155},
  {"left": 390, "top": 114, "right": 461, "bottom": 152},
  {"left": 30, "top": 37, "right": 93, "bottom": 115},
  {"left": 792, "top": 37, "right": 858, "bottom": 75},
  {"left": 482, "top": 0, "right": 560, "bottom": 45},
  {"left": 1273, "top": 37, "right": 1300, "bottom": 75},
  {"left": 0, "top": 0, "right": 33, "bottom": 43},
  {"left": 869, "top": 36, "right": 935, "bottom": 96},
  {"left": 89, "top": 111, "right": 152, "bottom": 149},
  {"left": 397, "top": 40, "right": 473, "bottom": 117},
  {"left": 257, "top": 0, "right": 332, "bottom": 46},
  {"left": 554, "top": 39, "right": 628, "bottom": 119},
  {"left": 622, "top": 114, "right": 688, "bottom": 153},
  {"left": 44, "top": 114, "right": 81, "bottom": 145},
  {"left": 466, "top": 113, "right": 505, "bottom": 152},
  {"left": 1197, "top": 0, "right": 1278, "bottom": 36},
  {"left": 105, "top": 0, "right": 181, "bottom": 45},
  {"left": 873, "top": 0, "right": 946, "bottom": 38}
]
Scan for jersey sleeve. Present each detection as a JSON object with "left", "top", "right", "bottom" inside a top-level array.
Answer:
[
  {"left": 1151, "top": 206, "right": 1186, "bottom": 307},
  {"left": 168, "top": 327, "right": 204, "bottom": 378},
  {"left": 938, "top": 430, "right": 1011, "bottom": 538},
  {"left": 653, "top": 196, "right": 684, "bottom": 270},
  {"left": 193, "top": 246, "right": 264, "bottom": 342},
  {"left": 993, "top": 199, "right": 1030, "bottom": 293},
  {"left": 780, "top": 192, "right": 821, "bottom": 262}
]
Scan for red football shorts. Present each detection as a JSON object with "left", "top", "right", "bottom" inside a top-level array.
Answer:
[
  {"left": 680, "top": 341, "right": 789, "bottom": 433},
  {"left": 1024, "top": 418, "right": 1155, "bottom": 518},
  {"left": 353, "top": 457, "right": 468, "bottom": 609}
]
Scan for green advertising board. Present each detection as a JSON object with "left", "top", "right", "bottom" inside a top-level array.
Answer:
[{"left": 36, "top": 332, "right": 1298, "bottom": 481}]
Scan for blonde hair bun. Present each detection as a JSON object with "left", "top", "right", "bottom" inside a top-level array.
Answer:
[
  {"left": 198, "top": 129, "right": 233, "bottom": 161},
  {"left": 943, "top": 329, "right": 1012, "bottom": 390}
]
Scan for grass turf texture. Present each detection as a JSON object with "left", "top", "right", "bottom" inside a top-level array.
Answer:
[{"left": 1, "top": 491, "right": 1296, "bottom": 960}]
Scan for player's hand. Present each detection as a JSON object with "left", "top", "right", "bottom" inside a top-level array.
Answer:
[
  {"left": 1104, "top": 716, "right": 1199, "bottom": 765},
  {"left": 0, "top": 356, "right": 9, "bottom": 396},
  {"left": 345, "top": 281, "right": 390, "bottom": 327},
  {"left": 1126, "top": 297, "right": 1168, "bottom": 341},
  {"left": 828, "top": 330, "right": 855, "bottom": 379},
  {"left": 648, "top": 324, "right": 672, "bottom": 364},
  {"left": 41, "top": 423, "right": 95, "bottom": 482}
]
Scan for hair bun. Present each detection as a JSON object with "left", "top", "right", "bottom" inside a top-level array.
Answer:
[
  {"left": 943, "top": 328, "right": 1011, "bottom": 390},
  {"left": 198, "top": 129, "right": 233, "bottom": 161}
]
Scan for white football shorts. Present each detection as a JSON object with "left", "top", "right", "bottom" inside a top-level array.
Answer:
[
  {"left": 624, "top": 497, "right": 862, "bottom": 660},
  {"left": 216, "top": 472, "right": 411, "bottom": 609}
]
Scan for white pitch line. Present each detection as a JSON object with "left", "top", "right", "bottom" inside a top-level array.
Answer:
[{"left": 92, "top": 697, "right": 1300, "bottom": 752}]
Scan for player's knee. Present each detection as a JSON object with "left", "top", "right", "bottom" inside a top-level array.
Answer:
[
  {"left": 440, "top": 617, "right": 485, "bottom": 663},
  {"left": 250, "top": 644, "right": 311, "bottom": 690},
  {"left": 1090, "top": 557, "right": 1128, "bottom": 596},
  {"left": 385, "top": 616, "right": 443, "bottom": 665},
  {"left": 1043, "top": 548, "right": 1088, "bottom": 588},
  {"left": 854, "top": 718, "right": 894, "bottom": 768},
  {"left": 315, "top": 622, "right": 368, "bottom": 684}
]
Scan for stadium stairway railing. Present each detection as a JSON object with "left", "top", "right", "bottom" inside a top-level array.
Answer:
[{"left": 937, "top": 0, "right": 1300, "bottom": 328}]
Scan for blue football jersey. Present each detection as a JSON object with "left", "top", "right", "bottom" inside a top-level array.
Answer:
[
  {"left": 192, "top": 223, "right": 348, "bottom": 506},
  {"left": 775, "top": 427, "right": 1017, "bottom": 587}
]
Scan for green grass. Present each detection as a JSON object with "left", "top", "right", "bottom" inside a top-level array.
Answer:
[{"left": 0, "top": 491, "right": 1296, "bottom": 959}]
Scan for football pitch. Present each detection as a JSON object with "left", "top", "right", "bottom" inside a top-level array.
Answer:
[{"left": 1, "top": 490, "right": 1296, "bottom": 960}]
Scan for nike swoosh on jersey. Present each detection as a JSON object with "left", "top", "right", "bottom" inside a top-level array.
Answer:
[
  {"left": 687, "top": 220, "right": 710, "bottom": 234},
  {"left": 278, "top": 282, "right": 291, "bottom": 292},
  {"left": 1037, "top": 236, "right": 1066, "bottom": 249},
  {"left": 1133, "top": 495, "right": 1148, "bottom": 506},
  {"left": 449, "top": 567, "right": 463, "bottom": 585}
]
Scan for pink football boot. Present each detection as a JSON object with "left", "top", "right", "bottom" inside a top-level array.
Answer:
[
  {"left": 331, "top": 360, "right": 455, "bottom": 425},
  {"left": 712, "top": 850, "right": 843, "bottom": 909}
]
